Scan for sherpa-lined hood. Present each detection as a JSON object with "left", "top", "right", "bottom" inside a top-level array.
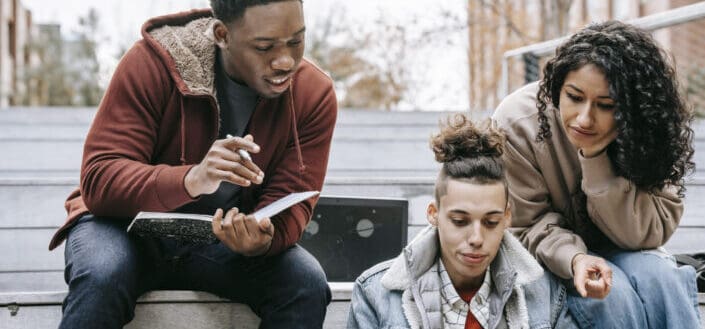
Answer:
[
  {"left": 381, "top": 226, "right": 544, "bottom": 291},
  {"left": 142, "top": 9, "right": 217, "bottom": 97},
  {"left": 140, "top": 9, "right": 307, "bottom": 171}
]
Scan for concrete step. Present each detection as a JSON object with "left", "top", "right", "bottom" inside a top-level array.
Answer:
[
  {"left": 0, "top": 107, "right": 460, "bottom": 124},
  {"left": 0, "top": 107, "right": 457, "bottom": 142},
  {"left": 0, "top": 288, "right": 703, "bottom": 328},
  {"left": 1, "top": 109, "right": 703, "bottom": 178},
  {"left": 0, "top": 177, "right": 435, "bottom": 229},
  {"left": 0, "top": 134, "right": 443, "bottom": 178},
  {"left": 2, "top": 176, "right": 703, "bottom": 229},
  {"left": 0, "top": 284, "right": 352, "bottom": 329},
  {"left": 3, "top": 176, "right": 703, "bottom": 228},
  {"left": 2, "top": 224, "right": 699, "bottom": 280},
  {"left": 0, "top": 177, "right": 703, "bottom": 291}
]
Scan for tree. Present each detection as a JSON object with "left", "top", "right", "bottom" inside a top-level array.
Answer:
[
  {"left": 306, "top": 4, "right": 466, "bottom": 111},
  {"left": 67, "top": 8, "right": 103, "bottom": 106},
  {"left": 467, "top": 0, "right": 580, "bottom": 112},
  {"left": 305, "top": 7, "right": 409, "bottom": 110},
  {"left": 23, "top": 8, "right": 103, "bottom": 106}
]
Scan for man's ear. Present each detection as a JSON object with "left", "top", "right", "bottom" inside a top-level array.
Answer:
[
  {"left": 504, "top": 202, "right": 512, "bottom": 227},
  {"left": 427, "top": 201, "right": 439, "bottom": 226},
  {"left": 213, "top": 20, "right": 229, "bottom": 49}
]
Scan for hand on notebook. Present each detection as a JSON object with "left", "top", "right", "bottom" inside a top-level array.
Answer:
[
  {"left": 185, "top": 134, "right": 265, "bottom": 198},
  {"left": 212, "top": 207, "right": 273, "bottom": 256}
]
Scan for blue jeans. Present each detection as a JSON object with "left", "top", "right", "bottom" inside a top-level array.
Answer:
[
  {"left": 544, "top": 270, "right": 580, "bottom": 329},
  {"left": 59, "top": 214, "right": 331, "bottom": 329},
  {"left": 566, "top": 249, "right": 700, "bottom": 329}
]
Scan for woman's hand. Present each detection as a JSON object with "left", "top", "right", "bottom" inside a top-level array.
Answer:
[
  {"left": 572, "top": 253, "right": 613, "bottom": 299},
  {"left": 580, "top": 129, "right": 618, "bottom": 158}
]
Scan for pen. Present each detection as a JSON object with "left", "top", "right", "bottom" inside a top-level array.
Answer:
[{"left": 226, "top": 134, "right": 252, "bottom": 162}]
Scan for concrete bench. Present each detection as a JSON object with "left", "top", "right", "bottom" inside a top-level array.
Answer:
[{"left": 0, "top": 283, "right": 353, "bottom": 329}]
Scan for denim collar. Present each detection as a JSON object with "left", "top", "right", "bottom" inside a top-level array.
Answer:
[{"left": 380, "top": 226, "right": 544, "bottom": 292}]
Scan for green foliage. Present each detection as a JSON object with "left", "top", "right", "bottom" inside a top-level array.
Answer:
[{"left": 21, "top": 8, "right": 103, "bottom": 106}]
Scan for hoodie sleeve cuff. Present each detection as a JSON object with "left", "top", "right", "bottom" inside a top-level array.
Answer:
[
  {"left": 579, "top": 150, "right": 616, "bottom": 195},
  {"left": 155, "top": 164, "right": 197, "bottom": 210},
  {"left": 547, "top": 242, "right": 587, "bottom": 279}
]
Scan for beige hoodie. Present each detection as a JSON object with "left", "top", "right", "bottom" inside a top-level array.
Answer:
[{"left": 492, "top": 82, "right": 683, "bottom": 279}]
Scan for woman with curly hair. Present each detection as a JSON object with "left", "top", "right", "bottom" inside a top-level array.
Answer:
[
  {"left": 493, "top": 21, "right": 699, "bottom": 328},
  {"left": 348, "top": 114, "right": 578, "bottom": 329}
]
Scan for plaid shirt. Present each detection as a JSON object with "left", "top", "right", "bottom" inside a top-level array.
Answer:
[{"left": 439, "top": 259, "right": 493, "bottom": 329}]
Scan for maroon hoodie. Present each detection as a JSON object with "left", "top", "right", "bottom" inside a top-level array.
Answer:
[{"left": 49, "top": 9, "right": 338, "bottom": 256}]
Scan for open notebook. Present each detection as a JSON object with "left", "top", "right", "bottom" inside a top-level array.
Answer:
[{"left": 127, "top": 191, "right": 319, "bottom": 243}]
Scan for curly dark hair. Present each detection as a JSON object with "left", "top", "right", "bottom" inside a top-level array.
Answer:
[
  {"left": 536, "top": 20, "right": 695, "bottom": 196},
  {"left": 430, "top": 114, "right": 508, "bottom": 204},
  {"left": 210, "top": 0, "right": 302, "bottom": 24}
]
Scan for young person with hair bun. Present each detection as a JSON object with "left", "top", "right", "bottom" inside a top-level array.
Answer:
[
  {"left": 348, "top": 114, "right": 577, "bottom": 329},
  {"left": 493, "top": 21, "right": 700, "bottom": 328}
]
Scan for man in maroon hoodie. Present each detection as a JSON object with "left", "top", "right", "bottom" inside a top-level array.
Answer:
[{"left": 50, "top": 1, "right": 337, "bottom": 328}]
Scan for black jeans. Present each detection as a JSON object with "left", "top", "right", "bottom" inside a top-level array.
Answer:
[{"left": 60, "top": 214, "right": 331, "bottom": 329}]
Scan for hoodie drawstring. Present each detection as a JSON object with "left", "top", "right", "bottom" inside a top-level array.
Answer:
[
  {"left": 288, "top": 84, "right": 306, "bottom": 175},
  {"left": 179, "top": 99, "right": 187, "bottom": 164}
]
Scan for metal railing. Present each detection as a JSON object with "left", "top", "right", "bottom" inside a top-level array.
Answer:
[{"left": 499, "top": 1, "right": 705, "bottom": 104}]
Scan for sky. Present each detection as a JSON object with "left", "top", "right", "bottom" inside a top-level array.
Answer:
[{"left": 22, "top": 0, "right": 469, "bottom": 111}]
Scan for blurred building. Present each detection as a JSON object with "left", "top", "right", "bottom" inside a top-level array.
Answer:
[
  {"left": 0, "top": 0, "right": 39, "bottom": 107},
  {"left": 468, "top": 0, "right": 705, "bottom": 115}
]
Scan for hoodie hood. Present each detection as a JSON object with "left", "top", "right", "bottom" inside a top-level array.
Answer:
[
  {"left": 142, "top": 9, "right": 217, "bottom": 97},
  {"left": 139, "top": 9, "right": 306, "bottom": 171}
]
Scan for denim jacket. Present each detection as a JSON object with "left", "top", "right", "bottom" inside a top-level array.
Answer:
[{"left": 347, "top": 226, "right": 562, "bottom": 329}]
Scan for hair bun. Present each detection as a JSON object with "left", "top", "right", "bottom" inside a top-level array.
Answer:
[{"left": 430, "top": 114, "right": 505, "bottom": 163}]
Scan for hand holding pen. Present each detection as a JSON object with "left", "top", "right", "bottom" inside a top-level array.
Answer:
[
  {"left": 184, "top": 134, "right": 265, "bottom": 198},
  {"left": 226, "top": 134, "right": 253, "bottom": 162}
]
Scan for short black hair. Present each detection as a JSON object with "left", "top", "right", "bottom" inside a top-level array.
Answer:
[{"left": 210, "top": 0, "right": 302, "bottom": 24}]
